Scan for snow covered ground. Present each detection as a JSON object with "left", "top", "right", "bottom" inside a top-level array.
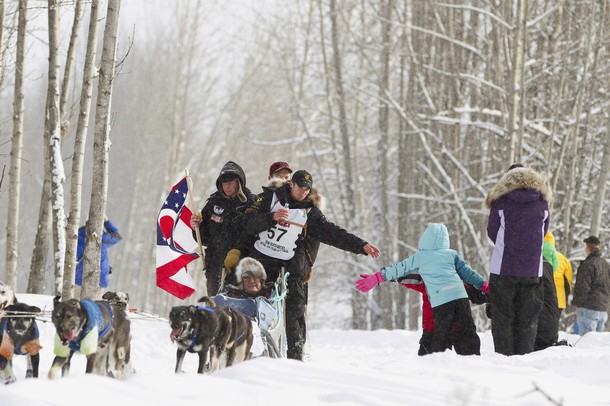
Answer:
[{"left": 2, "top": 294, "right": 610, "bottom": 405}]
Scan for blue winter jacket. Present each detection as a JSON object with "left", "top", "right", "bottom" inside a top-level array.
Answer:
[
  {"left": 75, "top": 220, "right": 122, "bottom": 288},
  {"left": 380, "top": 223, "right": 485, "bottom": 308}
]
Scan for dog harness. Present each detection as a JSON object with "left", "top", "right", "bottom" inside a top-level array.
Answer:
[
  {"left": 0, "top": 318, "right": 43, "bottom": 359},
  {"left": 186, "top": 306, "right": 216, "bottom": 349},
  {"left": 54, "top": 300, "right": 113, "bottom": 357}
]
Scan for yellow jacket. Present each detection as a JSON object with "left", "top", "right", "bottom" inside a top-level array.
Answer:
[{"left": 544, "top": 232, "right": 574, "bottom": 309}]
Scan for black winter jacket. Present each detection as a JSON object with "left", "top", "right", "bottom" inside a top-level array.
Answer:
[
  {"left": 244, "top": 183, "right": 367, "bottom": 262},
  {"left": 195, "top": 161, "right": 257, "bottom": 268},
  {"left": 572, "top": 249, "right": 610, "bottom": 311}
]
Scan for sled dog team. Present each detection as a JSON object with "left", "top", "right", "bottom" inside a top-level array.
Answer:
[{"left": 1, "top": 280, "right": 259, "bottom": 383}]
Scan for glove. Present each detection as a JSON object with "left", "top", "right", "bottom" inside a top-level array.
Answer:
[
  {"left": 481, "top": 281, "right": 490, "bottom": 295},
  {"left": 224, "top": 249, "right": 241, "bottom": 270},
  {"left": 355, "top": 272, "right": 384, "bottom": 293}
]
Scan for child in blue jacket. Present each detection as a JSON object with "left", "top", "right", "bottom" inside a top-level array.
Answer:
[{"left": 356, "top": 223, "right": 488, "bottom": 355}]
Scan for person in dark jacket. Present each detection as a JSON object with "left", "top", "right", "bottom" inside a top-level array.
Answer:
[
  {"left": 190, "top": 161, "right": 257, "bottom": 296},
  {"left": 75, "top": 218, "right": 122, "bottom": 288},
  {"left": 485, "top": 164, "right": 551, "bottom": 355},
  {"left": 572, "top": 236, "right": 610, "bottom": 335},
  {"left": 243, "top": 169, "right": 380, "bottom": 360}
]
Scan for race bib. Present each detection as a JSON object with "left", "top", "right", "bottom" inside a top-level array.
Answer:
[{"left": 254, "top": 194, "right": 307, "bottom": 260}]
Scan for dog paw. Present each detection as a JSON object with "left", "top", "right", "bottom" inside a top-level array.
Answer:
[
  {"left": 4, "top": 377, "right": 16, "bottom": 385},
  {"left": 26, "top": 369, "right": 34, "bottom": 378}
]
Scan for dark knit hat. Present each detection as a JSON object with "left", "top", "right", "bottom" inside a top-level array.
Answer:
[
  {"left": 584, "top": 235, "right": 601, "bottom": 245},
  {"left": 292, "top": 170, "right": 313, "bottom": 189}
]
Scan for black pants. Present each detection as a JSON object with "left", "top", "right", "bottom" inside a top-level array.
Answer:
[
  {"left": 490, "top": 274, "right": 543, "bottom": 355},
  {"left": 285, "top": 252, "right": 310, "bottom": 360},
  {"left": 418, "top": 330, "right": 434, "bottom": 356},
  {"left": 431, "top": 298, "right": 480, "bottom": 355},
  {"left": 534, "top": 264, "right": 559, "bottom": 351}
]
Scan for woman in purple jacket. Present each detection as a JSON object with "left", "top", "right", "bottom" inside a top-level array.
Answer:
[{"left": 485, "top": 164, "right": 552, "bottom": 355}]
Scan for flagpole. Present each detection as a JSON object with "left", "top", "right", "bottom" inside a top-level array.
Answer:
[{"left": 185, "top": 169, "right": 206, "bottom": 265}]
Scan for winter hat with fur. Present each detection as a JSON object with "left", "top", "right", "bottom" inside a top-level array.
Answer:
[{"left": 235, "top": 257, "right": 267, "bottom": 283}]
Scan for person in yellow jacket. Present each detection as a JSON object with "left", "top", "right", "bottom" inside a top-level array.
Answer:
[{"left": 544, "top": 231, "right": 574, "bottom": 312}]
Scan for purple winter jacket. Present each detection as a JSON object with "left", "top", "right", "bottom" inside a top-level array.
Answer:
[{"left": 486, "top": 168, "right": 551, "bottom": 278}]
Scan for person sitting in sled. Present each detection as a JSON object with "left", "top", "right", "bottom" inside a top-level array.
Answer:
[
  {"left": 356, "top": 223, "right": 489, "bottom": 356},
  {"left": 223, "top": 257, "right": 272, "bottom": 299}
]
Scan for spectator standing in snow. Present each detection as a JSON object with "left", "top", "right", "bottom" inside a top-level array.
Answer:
[
  {"left": 190, "top": 161, "right": 257, "bottom": 296},
  {"left": 572, "top": 236, "right": 610, "bottom": 335},
  {"left": 75, "top": 218, "right": 122, "bottom": 290},
  {"left": 356, "top": 223, "right": 489, "bottom": 355},
  {"left": 544, "top": 231, "right": 573, "bottom": 316},
  {"left": 485, "top": 164, "right": 551, "bottom": 356},
  {"left": 243, "top": 169, "right": 380, "bottom": 360}
]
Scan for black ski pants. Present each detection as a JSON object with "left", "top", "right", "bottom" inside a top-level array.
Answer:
[{"left": 489, "top": 274, "right": 543, "bottom": 355}]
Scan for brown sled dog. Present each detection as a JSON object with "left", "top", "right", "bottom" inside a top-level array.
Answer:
[
  {"left": 169, "top": 296, "right": 253, "bottom": 374},
  {"left": 48, "top": 296, "right": 131, "bottom": 380}
]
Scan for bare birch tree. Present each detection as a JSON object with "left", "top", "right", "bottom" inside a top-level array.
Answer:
[
  {"left": 590, "top": 122, "right": 610, "bottom": 236},
  {"left": 81, "top": 0, "right": 121, "bottom": 300},
  {"left": 46, "top": 0, "right": 67, "bottom": 296},
  {"left": 5, "top": 0, "right": 27, "bottom": 290},
  {"left": 0, "top": 0, "right": 6, "bottom": 88},
  {"left": 63, "top": 0, "right": 100, "bottom": 299},
  {"left": 371, "top": 0, "right": 394, "bottom": 330},
  {"left": 507, "top": 0, "right": 527, "bottom": 164},
  {"left": 59, "top": 0, "right": 84, "bottom": 131}
]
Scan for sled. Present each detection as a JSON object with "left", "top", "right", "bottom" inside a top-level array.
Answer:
[{"left": 213, "top": 271, "right": 289, "bottom": 358}]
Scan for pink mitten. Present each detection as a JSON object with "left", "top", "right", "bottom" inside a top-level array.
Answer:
[
  {"left": 481, "top": 281, "right": 490, "bottom": 294},
  {"left": 355, "top": 272, "right": 384, "bottom": 292}
]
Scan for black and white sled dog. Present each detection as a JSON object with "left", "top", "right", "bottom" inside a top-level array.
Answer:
[
  {"left": 48, "top": 295, "right": 132, "bottom": 380},
  {"left": 0, "top": 302, "right": 42, "bottom": 384},
  {"left": 0, "top": 281, "right": 16, "bottom": 312},
  {"left": 102, "top": 291, "right": 130, "bottom": 310},
  {"left": 169, "top": 296, "right": 253, "bottom": 374}
]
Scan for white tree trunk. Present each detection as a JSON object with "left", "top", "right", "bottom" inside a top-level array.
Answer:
[
  {"left": 507, "top": 0, "right": 527, "bottom": 164},
  {"left": 81, "top": 0, "right": 121, "bottom": 300},
  {"left": 46, "top": 0, "right": 67, "bottom": 296},
  {"left": 5, "top": 0, "right": 27, "bottom": 290},
  {"left": 59, "top": 0, "right": 84, "bottom": 127},
  {"left": 63, "top": 0, "right": 100, "bottom": 299},
  {"left": 591, "top": 120, "right": 610, "bottom": 236}
]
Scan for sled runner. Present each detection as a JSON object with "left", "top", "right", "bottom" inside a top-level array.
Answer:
[{"left": 213, "top": 271, "right": 289, "bottom": 358}]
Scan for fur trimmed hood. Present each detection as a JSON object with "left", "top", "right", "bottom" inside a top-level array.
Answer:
[
  {"left": 485, "top": 167, "right": 552, "bottom": 209},
  {"left": 235, "top": 257, "right": 267, "bottom": 283}
]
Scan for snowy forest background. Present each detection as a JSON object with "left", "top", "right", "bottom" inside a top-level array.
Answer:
[{"left": 0, "top": 0, "right": 609, "bottom": 332}]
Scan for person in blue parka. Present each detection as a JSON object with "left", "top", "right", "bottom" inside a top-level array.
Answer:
[
  {"left": 75, "top": 219, "right": 122, "bottom": 288},
  {"left": 356, "top": 223, "right": 488, "bottom": 355}
]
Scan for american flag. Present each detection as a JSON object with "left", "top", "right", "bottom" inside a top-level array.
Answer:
[{"left": 156, "top": 176, "right": 200, "bottom": 299}]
